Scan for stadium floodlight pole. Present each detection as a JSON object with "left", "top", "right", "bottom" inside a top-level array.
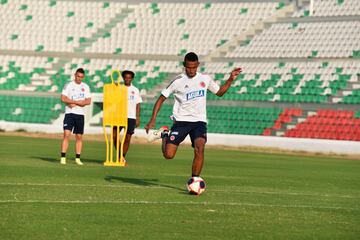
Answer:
[{"left": 102, "top": 70, "right": 128, "bottom": 167}]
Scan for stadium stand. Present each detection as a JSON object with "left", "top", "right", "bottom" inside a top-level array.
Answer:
[
  {"left": 0, "top": 0, "right": 127, "bottom": 52},
  {"left": 226, "top": 21, "right": 360, "bottom": 58},
  {"left": 0, "top": 94, "right": 62, "bottom": 123},
  {"left": 284, "top": 109, "right": 360, "bottom": 141},
  {"left": 86, "top": 2, "right": 280, "bottom": 55},
  {"left": 293, "top": 0, "right": 360, "bottom": 17},
  {"left": 0, "top": 0, "right": 359, "bottom": 143}
]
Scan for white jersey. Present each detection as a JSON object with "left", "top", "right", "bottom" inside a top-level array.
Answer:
[
  {"left": 161, "top": 72, "right": 220, "bottom": 122},
  {"left": 127, "top": 85, "right": 143, "bottom": 119},
  {"left": 61, "top": 81, "right": 91, "bottom": 115}
]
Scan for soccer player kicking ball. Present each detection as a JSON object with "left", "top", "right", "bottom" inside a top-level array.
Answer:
[
  {"left": 145, "top": 52, "right": 241, "bottom": 178},
  {"left": 60, "top": 68, "right": 91, "bottom": 165},
  {"left": 112, "top": 70, "right": 143, "bottom": 164}
]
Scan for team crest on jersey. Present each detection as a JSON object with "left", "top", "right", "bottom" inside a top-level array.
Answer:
[
  {"left": 170, "top": 135, "right": 175, "bottom": 141},
  {"left": 200, "top": 81, "right": 205, "bottom": 88},
  {"left": 81, "top": 88, "right": 85, "bottom": 92},
  {"left": 186, "top": 90, "right": 205, "bottom": 100}
]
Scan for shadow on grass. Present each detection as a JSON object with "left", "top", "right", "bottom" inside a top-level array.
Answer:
[
  {"left": 105, "top": 175, "right": 187, "bottom": 194},
  {"left": 33, "top": 156, "right": 58, "bottom": 163},
  {"left": 33, "top": 156, "right": 104, "bottom": 165}
]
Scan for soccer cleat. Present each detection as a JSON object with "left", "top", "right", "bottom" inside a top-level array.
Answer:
[
  {"left": 75, "top": 158, "right": 83, "bottom": 165},
  {"left": 147, "top": 126, "right": 169, "bottom": 142},
  {"left": 122, "top": 157, "right": 128, "bottom": 166},
  {"left": 60, "top": 157, "right": 66, "bottom": 165}
]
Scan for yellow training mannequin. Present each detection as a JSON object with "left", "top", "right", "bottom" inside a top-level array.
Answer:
[{"left": 102, "top": 70, "right": 128, "bottom": 166}]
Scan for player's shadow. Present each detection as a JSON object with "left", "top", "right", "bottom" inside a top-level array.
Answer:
[
  {"left": 104, "top": 176, "right": 187, "bottom": 193},
  {"left": 80, "top": 158, "right": 104, "bottom": 165},
  {"left": 34, "top": 156, "right": 58, "bottom": 163},
  {"left": 34, "top": 156, "right": 103, "bottom": 165}
]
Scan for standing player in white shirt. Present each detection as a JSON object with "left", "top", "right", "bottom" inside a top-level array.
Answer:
[
  {"left": 60, "top": 68, "right": 91, "bottom": 165},
  {"left": 145, "top": 52, "right": 241, "bottom": 178},
  {"left": 113, "top": 70, "right": 143, "bottom": 163}
]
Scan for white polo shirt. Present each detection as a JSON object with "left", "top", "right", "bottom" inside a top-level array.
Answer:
[
  {"left": 161, "top": 72, "right": 220, "bottom": 122},
  {"left": 127, "top": 85, "right": 143, "bottom": 119},
  {"left": 61, "top": 81, "right": 91, "bottom": 115}
]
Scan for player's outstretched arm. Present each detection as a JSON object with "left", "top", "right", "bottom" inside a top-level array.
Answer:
[
  {"left": 216, "top": 67, "right": 242, "bottom": 97},
  {"left": 145, "top": 95, "right": 166, "bottom": 133}
]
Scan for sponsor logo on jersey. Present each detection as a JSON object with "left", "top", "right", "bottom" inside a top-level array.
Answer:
[
  {"left": 81, "top": 88, "right": 85, "bottom": 92},
  {"left": 171, "top": 131, "right": 179, "bottom": 135},
  {"left": 186, "top": 90, "right": 205, "bottom": 100},
  {"left": 200, "top": 81, "right": 205, "bottom": 88}
]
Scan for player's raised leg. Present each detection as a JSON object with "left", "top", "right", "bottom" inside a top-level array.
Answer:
[
  {"left": 147, "top": 126, "right": 169, "bottom": 142},
  {"left": 162, "top": 142, "right": 178, "bottom": 159}
]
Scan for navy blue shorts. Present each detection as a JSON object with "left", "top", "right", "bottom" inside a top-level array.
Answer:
[
  {"left": 113, "top": 118, "right": 136, "bottom": 135},
  {"left": 167, "top": 121, "right": 207, "bottom": 147},
  {"left": 63, "top": 113, "right": 85, "bottom": 134}
]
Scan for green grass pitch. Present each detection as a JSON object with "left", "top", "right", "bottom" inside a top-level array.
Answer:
[{"left": 0, "top": 135, "right": 359, "bottom": 239}]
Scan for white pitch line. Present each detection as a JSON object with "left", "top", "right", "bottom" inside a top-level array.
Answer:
[
  {"left": 0, "top": 182, "right": 358, "bottom": 199},
  {"left": 0, "top": 199, "right": 358, "bottom": 211}
]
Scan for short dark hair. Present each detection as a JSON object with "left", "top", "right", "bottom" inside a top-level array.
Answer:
[
  {"left": 121, "top": 70, "right": 135, "bottom": 79},
  {"left": 75, "top": 68, "right": 85, "bottom": 74},
  {"left": 184, "top": 52, "right": 198, "bottom": 62}
]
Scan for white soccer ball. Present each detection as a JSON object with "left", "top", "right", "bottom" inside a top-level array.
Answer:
[{"left": 186, "top": 177, "right": 206, "bottom": 195}]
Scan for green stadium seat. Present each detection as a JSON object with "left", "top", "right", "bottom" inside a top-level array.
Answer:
[
  {"left": 181, "top": 34, "right": 189, "bottom": 40},
  {"left": 103, "top": 2, "right": 110, "bottom": 8},
  {"left": 49, "top": 0, "right": 56, "bottom": 7},
  {"left": 67, "top": 11, "right": 75, "bottom": 17},
  {"left": 128, "top": 23, "right": 136, "bottom": 29},
  {"left": 204, "top": 3, "right": 211, "bottom": 9},
  {"left": 177, "top": 18, "right": 185, "bottom": 25},
  {"left": 240, "top": 8, "right": 248, "bottom": 14}
]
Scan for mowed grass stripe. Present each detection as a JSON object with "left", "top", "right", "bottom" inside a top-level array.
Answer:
[
  {"left": 1, "top": 182, "right": 359, "bottom": 199},
  {"left": 0, "top": 199, "right": 358, "bottom": 211}
]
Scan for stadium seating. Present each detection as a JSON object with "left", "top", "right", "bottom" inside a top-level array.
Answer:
[
  {"left": 226, "top": 21, "right": 360, "bottom": 58},
  {"left": 0, "top": 0, "right": 127, "bottom": 52},
  {"left": 284, "top": 109, "right": 360, "bottom": 141},
  {"left": 59, "top": 58, "right": 177, "bottom": 93},
  {"left": 138, "top": 103, "right": 282, "bottom": 135},
  {"left": 0, "top": 55, "right": 55, "bottom": 91},
  {"left": 205, "top": 61, "right": 360, "bottom": 104},
  {"left": 293, "top": 0, "right": 360, "bottom": 17},
  {"left": 0, "top": 0, "right": 359, "bottom": 143},
  {"left": 86, "top": 2, "right": 280, "bottom": 55},
  {"left": 0, "top": 95, "right": 62, "bottom": 123}
]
